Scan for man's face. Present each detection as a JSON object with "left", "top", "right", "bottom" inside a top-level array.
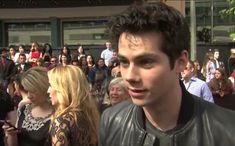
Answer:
[
  {"left": 98, "top": 59, "right": 105, "bottom": 67},
  {"left": 181, "top": 62, "right": 194, "bottom": 80},
  {"left": 214, "top": 51, "right": 219, "bottom": 59},
  {"left": 112, "top": 52, "right": 118, "bottom": 58},
  {"left": 50, "top": 58, "right": 57, "bottom": 65},
  {"left": 19, "top": 56, "right": 26, "bottom": 64},
  {"left": 106, "top": 42, "right": 112, "bottom": 49},
  {"left": 0, "top": 51, "right": 7, "bottom": 59},
  {"left": 118, "top": 32, "right": 186, "bottom": 107}
]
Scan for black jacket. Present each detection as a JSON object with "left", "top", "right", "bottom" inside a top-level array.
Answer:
[
  {"left": 0, "top": 58, "right": 16, "bottom": 81},
  {"left": 98, "top": 82, "right": 235, "bottom": 146},
  {"left": 16, "top": 63, "right": 32, "bottom": 73}
]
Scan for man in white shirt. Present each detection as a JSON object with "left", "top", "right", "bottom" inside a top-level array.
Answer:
[
  {"left": 181, "top": 60, "right": 214, "bottom": 103},
  {"left": 101, "top": 41, "right": 114, "bottom": 66}
]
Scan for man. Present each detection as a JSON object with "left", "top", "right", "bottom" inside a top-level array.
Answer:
[
  {"left": 48, "top": 56, "right": 58, "bottom": 70},
  {"left": 100, "top": 41, "right": 114, "bottom": 66},
  {"left": 181, "top": 60, "right": 214, "bottom": 102},
  {"left": 212, "top": 49, "right": 224, "bottom": 69},
  {"left": 108, "top": 50, "right": 119, "bottom": 68},
  {"left": 98, "top": 3, "right": 235, "bottom": 146},
  {"left": 14, "top": 45, "right": 29, "bottom": 65},
  {"left": 0, "top": 48, "right": 16, "bottom": 91},
  {"left": 16, "top": 53, "right": 32, "bottom": 73}
]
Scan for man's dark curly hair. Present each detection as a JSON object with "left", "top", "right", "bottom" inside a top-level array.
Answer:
[{"left": 108, "top": 2, "right": 190, "bottom": 69}]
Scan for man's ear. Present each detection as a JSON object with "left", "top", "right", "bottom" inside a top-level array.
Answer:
[{"left": 175, "top": 50, "right": 188, "bottom": 72}]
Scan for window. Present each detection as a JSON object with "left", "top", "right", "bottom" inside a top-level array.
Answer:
[
  {"left": 7, "top": 22, "right": 51, "bottom": 46},
  {"left": 63, "top": 20, "right": 108, "bottom": 45}
]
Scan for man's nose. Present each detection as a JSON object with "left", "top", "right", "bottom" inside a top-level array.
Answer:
[{"left": 124, "top": 63, "right": 140, "bottom": 83}]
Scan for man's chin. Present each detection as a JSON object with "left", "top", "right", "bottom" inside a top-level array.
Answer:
[{"left": 131, "top": 98, "right": 150, "bottom": 107}]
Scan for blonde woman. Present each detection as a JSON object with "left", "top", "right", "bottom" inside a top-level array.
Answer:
[
  {"left": 3, "top": 67, "right": 54, "bottom": 146},
  {"left": 47, "top": 65, "right": 99, "bottom": 146}
]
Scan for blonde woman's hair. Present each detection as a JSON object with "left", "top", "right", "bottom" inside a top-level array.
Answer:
[
  {"left": 48, "top": 65, "right": 99, "bottom": 145},
  {"left": 21, "top": 66, "right": 49, "bottom": 95}
]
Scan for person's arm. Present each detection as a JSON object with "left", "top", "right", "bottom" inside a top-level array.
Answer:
[
  {"left": 98, "top": 109, "right": 110, "bottom": 146},
  {"left": 100, "top": 50, "right": 105, "bottom": 59},
  {"left": 2, "top": 124, "right": 18, "bottom": 146},
  {"left": 50, "top": 118, "right": 69, "bottom": 146},
  {"left": 3, "top": 93, "right": 18, "bottom": 146},
  {"left": 201, "top": 83, "right": 214, "bottom": 103},
  {"left": 221, "top": 80, "right": 233, "bottom": 96},
  {"left": 4, "top": 125, "right": 18, "bottom": 146},
  {"left": 28, "top": 51, "right": 33, "bottom": 62}
]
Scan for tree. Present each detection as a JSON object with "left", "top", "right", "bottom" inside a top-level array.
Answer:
[
  {"left": 219, "top": 0, "right": 235, "bottom": 18},
  {"left": 219, "top": 0, "right": 235, "bottom": 41}
]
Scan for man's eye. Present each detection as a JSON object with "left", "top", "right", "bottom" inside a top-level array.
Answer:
[
  {"left": 119, "top": 60, "right": 129, "bottom": 67},
  {"left": 139, "top": 59, "right": 154, "bottom": 68}
]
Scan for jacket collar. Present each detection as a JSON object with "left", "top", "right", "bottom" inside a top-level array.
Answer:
[{"left": 134, "top": 80, "right": 194, "bottom": 131}]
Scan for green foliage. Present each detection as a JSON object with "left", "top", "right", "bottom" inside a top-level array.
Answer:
[
  {"left": 219, "top": 0, "right": 235, "bottom": 18},
  {"left": 230, "top": 33, "right": 235, "bottom": 41},
  {"left": 219, "top": 0, "right": 235, "bottom": 41}
]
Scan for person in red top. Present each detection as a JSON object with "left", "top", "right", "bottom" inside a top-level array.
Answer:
[{"left": 28, "top": 41, "right": 42, "bottom": 67}]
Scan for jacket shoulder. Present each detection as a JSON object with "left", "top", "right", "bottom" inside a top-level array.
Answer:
[
  {"left": 99, "top": 100, "right": 136, "bottom": 145},
  {"left": 102, "top": 99, "right": 134, "bottom": 122},
  {"left": 197, "top": 98, "right": 235, "bottom": 131}
]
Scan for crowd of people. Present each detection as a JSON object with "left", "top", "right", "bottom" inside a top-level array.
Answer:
[
  {"left": 0, "top": 38, "right": 126, "bottom": 145},
  {"left": 0, "top": 2, "right": 235, "bottom": 146}
]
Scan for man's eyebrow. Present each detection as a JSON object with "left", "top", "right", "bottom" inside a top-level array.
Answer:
[
  {"left": 117, "top": 54, "right": 125, "bottom": 58},
  {"left": 118, "top": 53, "right": 158, "bottom": 60},
  {"left": 117, "top": 54, "right": 126, "bottom": 60}
]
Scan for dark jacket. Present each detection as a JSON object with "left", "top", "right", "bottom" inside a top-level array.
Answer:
[
  {"left": 16, "top": 63, "right": 32, "bottom": 73},
  {"left": 0, "top": 58, "right": 16, "bottom": 81},
  {"left": 99, "top": 82, "right": 235, "bottom": 146},
  {"left": 211, "top": 59, "right": 224, "bottom": 69}
]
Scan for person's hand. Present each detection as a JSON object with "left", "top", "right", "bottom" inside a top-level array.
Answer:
[
  {"left": 2, "top": 121, "right": 19, "bottom": 137},
  {"left": 219, "top": 91, "right": 225, "bottom": 97}
]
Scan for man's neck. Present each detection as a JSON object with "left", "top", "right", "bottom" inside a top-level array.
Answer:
[
  {"left": 143, "top": 83, "right": 182, "bottom": 132},
  {"left": 183, "top": 75, "right": 194, "bottom": 83},
  {"left": 183, "top": 77, "right": 190, "bottom": 83}
]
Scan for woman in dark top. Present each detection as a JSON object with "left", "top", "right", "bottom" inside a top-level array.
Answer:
[
  {"left": 58, "top": 46, "right": 72, "bottom": 64},
  {"left": 3, "top": 67, "right": 54, "bottom": 146},
  {"left": 208, "top": 68, "right": 233, "bottom": 98},
  {"left": 47, "top": 65, "right": 99, "bottom": 146},
  {"left": 74, "top": 44, "right": 86, "bottom": 61}
]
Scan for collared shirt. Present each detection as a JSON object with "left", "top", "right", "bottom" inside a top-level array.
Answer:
[
  {"left": 101, "top": 48, "right": 113, "bottom": 66},
  {"left": 183, "top": 76, "right": 214, "bottom": 103}
]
